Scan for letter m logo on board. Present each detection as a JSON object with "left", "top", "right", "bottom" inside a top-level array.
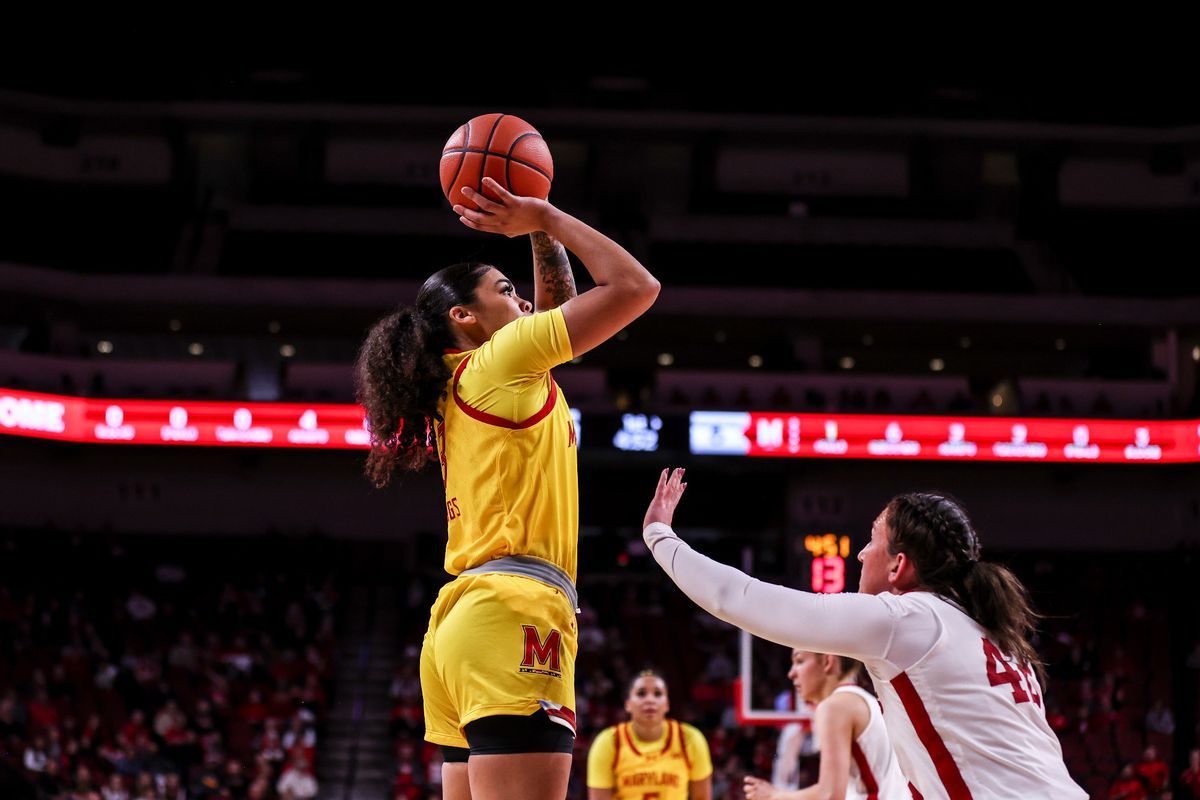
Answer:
[{"left": 520, "top": 625, "right": 562, "bottom": 673}]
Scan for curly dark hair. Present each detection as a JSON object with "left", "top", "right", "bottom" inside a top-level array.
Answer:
[
  {"left": 886, "top": 492, "right": 1043, "bottom": 684},
  {"left": 354, "top": 262, "right": 493, "bottom": 488}
]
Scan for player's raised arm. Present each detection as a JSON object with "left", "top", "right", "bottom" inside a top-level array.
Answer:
[
  {"left": 454, "top": 178, "right": 659, "bottom": 357},
  {"left": 642, "top": 469, "right": 900, "bottom": 664},
  {"left": 529, "top": 230, "right": 577, "bottom": 312}
]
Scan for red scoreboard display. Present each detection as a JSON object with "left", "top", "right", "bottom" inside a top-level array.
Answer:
[
  {"left": 4, "top": 387, "right": 1198, "bottom": 468},
  {"left": 690, "top": 410, "right": 1199, "bottom": 464}
]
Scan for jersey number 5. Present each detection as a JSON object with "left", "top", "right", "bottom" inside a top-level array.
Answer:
[{"left": 981, "top": 638, "right": 1041, "bottom": 706}]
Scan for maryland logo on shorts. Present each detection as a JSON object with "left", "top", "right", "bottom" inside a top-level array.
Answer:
[{"left": 519, "top": 624, "right": 562, "bottom": 678}]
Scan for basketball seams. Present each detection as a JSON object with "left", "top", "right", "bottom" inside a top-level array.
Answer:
[
  {"left": 506, "top": 161, "right": 552, "bottom": 197},
  {"left": 441, "top": 145, "right": 552, "bottom": 181},
  {"left": 477, "top": 113, "right": 507, "bottom": 195},
  {"left": 444, "top": 123, "right": 470, "bottom": 197},
  {"left": 506, "top": 131, "right": 540, "bottom": 191}
]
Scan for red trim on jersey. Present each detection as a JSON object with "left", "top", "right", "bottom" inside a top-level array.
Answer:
[
  {"left": 622, "top": 723, "right": 641, "bottom": 756},
  {"left": 678, "top": 721, "right": 692, "bottom": 770},
  {"left": 891, "top": 671, "right": 973, "bottom": 800},
  {"left": 451, "top": 354, "right": 558, "bottom": 430},
  {"left": 909, "top": 782, "right": 925, "bottom": 799},
  {"left": 662, "top": 720, "right": 675, "bottom": 755},
  {"left": 543, "top": 704, "right": 576, "bottom": 735},
  {"left": 622, "top": 722, "right": 677, "bottom": 758},
  {"left": 435, "top": 420, "right": 447, "bottom": 485},
  {"left": 850, "top": 741, "right": 880, "bottom": 800}
]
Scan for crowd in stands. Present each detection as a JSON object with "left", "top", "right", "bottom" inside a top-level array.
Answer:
[
  {"left": 2, "top": 525, "right": 1194, "bottom": 800},
  {"left": 0, "top": 529, "right": 340, "bottom": 800}
]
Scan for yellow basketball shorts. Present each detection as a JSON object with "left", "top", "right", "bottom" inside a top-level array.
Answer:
[{"left": 420, "top": 572, "right": 578, "bottom": 749}]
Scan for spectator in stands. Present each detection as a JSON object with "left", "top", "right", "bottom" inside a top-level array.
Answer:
[
  {"left": 27, "top": 687, "right": 60, "bottom": 732},
  {"left": 1135, "top": 745, "right": 1169, "bottom": 795},
  {"left": 281, "top": 715, "right": 316, "bottom": 758},
  {"left": 101, "top": 773, "right": 129, "bottom": 800},
  {"left": 23, "top": 734, "right": 49, "bottom": 772},
  {"left": 73, "top": 764, "right": 101, "bottom": 799},
  {"left": 190, "top": 698, "right": 218, "bottom": 738},
  {"left": 80, "top": 714, "right": 103, "bottom": 753},
  {"left": 162, "top": 771, "right": 186, "bottom": 800},
  {"left": 1180, "top": 749, "right": 1200, "bottom": 800},
  {"left": 124, "top": 589, "right": 157, "bottom": 623},
  {"left": 247, "top": 775, "right": 272, "bottom": 800},
  {"left": 238, "top": 690, "right": 269, "bottom": 727},
  {"left": 190, "top": 764, "right": 225, "bottom": 799},
  {"left": 250, "top": 751, "right": 274, "bottom": 784},
  {"left": 94, "top": 661, "right": 119, "bottom": 693},
  {"left": 166, "top": 633, "right": 200, "bottom": 672},
  {"left": 120, "top": 711, "right": 148, "bottom": 747},
  {"left": 223, "top": 758, "right": 249, "bottom": 799},
  {"left": 130, "top": 772, "right": 156, "bottom": 800},
  {"left": 0, "top": 694, "right": 26, "bottom": 741},
  {"left": 257, "top": 719, "right": 286, "bottom": 765},
  {"left": 1110, "top": 763, "right": 1148, "bottom": 800},
  {"left": 294, "top": 673, "right": 327, "bottom": 717},
  {"left": 153, "top": 699, "right": 190, "bottom": 742},
  {"left": 276, "top": 751, "right": 318, "bottom": 800},
  {"left": 1145, "top": 699, "right": 1175, "bottom": 736},
  {"left": 36, "top": 758, "right": 65, "bottom": 798}
]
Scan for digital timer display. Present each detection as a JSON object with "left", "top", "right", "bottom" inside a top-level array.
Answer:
[{"left": 804, "top": 533, "right": 852, "bottom": 593}]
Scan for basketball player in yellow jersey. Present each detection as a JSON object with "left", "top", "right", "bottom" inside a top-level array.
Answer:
[
  {"left": 356, "top": 177, "right": 660, "bottom": 800},
  {"left": 588, "top": 671, "right": 713, "bottom": 800}
]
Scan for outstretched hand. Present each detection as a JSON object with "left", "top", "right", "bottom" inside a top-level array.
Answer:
[
  {"left": 452, "top": 177, "right": 552, "bottom": 238},
  {"left": 643, "top": 467, "right": 687, "bottom": 530}
]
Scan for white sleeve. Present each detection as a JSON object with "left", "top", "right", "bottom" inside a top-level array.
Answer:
[{"left": 643, "top": 523, "right": 939, "bottom": 672}]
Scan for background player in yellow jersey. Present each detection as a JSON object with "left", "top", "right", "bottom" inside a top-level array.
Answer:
[
  {"left": 588, "top": 670, "right": 713, "bottom": 800},
  {"left": 356, "top": 176, "right": 659, "bottom": 800}
]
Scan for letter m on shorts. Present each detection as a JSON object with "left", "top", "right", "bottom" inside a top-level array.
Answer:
[{"left": 520, "top": 625, "right": 561, "bottom": 673}]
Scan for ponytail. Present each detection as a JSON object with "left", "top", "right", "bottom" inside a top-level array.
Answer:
[
  {"left": 886, "top": 492, "right": 1043, "bottom": 683},
  {"left": 354, "top": 262, "right": 492, "bottom": 488},
  {"left": 962, "top": 561, "right": 1042, "bottom": 683}
]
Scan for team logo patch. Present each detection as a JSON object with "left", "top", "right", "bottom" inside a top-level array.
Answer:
[{"left": 520, "top": 624, "right": 562, "bottom": 677}]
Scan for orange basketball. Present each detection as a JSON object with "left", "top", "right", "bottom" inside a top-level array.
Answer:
[{"left": 440, "top": 113, "right": 553, "bottom": 211}]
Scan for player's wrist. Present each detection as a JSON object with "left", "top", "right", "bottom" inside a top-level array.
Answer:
[
  {"left": 643, "top": 521, "right": 677, "bottom": 550},
  {"left": 537, "top": 204, "right": 567, "bottom": 237}
]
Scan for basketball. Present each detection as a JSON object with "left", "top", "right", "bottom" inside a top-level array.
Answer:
[{"left": 440, "top": 113, "right": 554, "bottom": 211}]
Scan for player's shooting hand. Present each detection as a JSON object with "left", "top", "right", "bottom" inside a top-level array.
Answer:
[{"left": 453, "top": 177, "right": 551, "bottom": 238}]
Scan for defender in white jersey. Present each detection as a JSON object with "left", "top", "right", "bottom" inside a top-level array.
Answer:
[
  {"left": 744, "top": 649, "right": 907, "bottom": 800},
  {"left": 643, "top": 469, "right": 1085, "bottom": 800}
]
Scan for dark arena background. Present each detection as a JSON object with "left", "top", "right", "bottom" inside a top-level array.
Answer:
[{"left": 0, "top": 70, "right": 1198, "bottom": 800}]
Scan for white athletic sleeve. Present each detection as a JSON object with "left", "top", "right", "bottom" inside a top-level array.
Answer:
[{"left": 643, "top": 522, "right": 940, "bottom": 674}]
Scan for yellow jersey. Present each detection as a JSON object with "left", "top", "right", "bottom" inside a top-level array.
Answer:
[
  {"left": 587, "top": 720, "right": 713, "bottom": 800},
  {"left": 433, "top": 308, "right": 578, "bottom": 580}
]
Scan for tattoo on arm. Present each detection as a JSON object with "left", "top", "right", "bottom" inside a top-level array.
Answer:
[{"left": 531, "top": 231, "right": 577, "bottom": 310}]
